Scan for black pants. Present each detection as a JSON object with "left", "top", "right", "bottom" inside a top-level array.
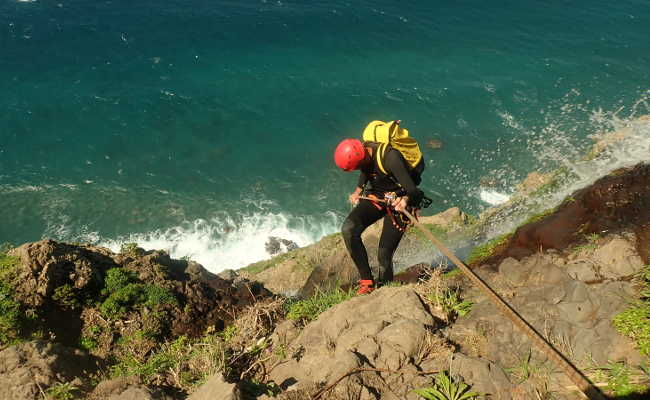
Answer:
[{"left": 341, "top": 199, "right": 405, "bottom": 283}]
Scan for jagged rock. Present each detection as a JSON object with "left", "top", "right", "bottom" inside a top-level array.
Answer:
[
  {"left": 0, "top": 340, "right": 98, "bottom": 400},
  {"left": 486, "top": 163, "right": 650, "bottom": 264},
  {"left": 449, "top": 243, "right": 642, "bottom": 391},
  {"left": 265, "top": 236, "right": 299, "bottom": 256},
  {"left": 419, "top": 207, "right": 467, "bottom": 231},
  {"left": 269, "top": 287, "right": 437, "bottom": 397},
  {"left": 217, "top": 269, "right": 239, "bottom": 281},
  {"left": 90, "top": 377, "right": 171, "bottom": 400},
  {"left": 7, "top": 239, "right": 272, "bottom": 350},
  {"left": 449, "top": 353, "right": 513, "bottom": 399},
  {"left": 592, "top": 235, "right": 644, "bottom": 278},
  {"left": 187, "top": 373, "right": 242, "bottom": 400},
  {"left": 515, "top": 171, "right": 553, "bottom": 195},
  {"left": 564, "top": 260, "right": 599, "bottom": 282}
]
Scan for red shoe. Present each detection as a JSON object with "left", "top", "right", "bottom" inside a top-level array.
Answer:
[{"left": 357, "top": 279, "right": 375, "bottom": 295}]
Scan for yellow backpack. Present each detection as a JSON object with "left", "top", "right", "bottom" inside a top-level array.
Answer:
[{"left": 362, "top": 120, "right": 423, "bottom": 175}]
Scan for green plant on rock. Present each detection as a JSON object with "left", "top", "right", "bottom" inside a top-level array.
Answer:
[
  {"left": 100, "top": 282, "right": 177, "bottom": 319},
  {"left": 505, "top": 350, "right": 540, "bottom": 384},
  {"left": 52, "top": 284, "right": 80, "bottom": 309},
  {"left": 45, "top": 382, "right": 78, "bottom": 400},
  {"left": 119, "top": 242, "right": 140, "bottom": 257},
  {"left": 286, "top": 287, "right": 355, "bottom": 324},
  {"left": 613, "top": 304, "right": 650, "bottom": 356},
  {"left": 572, "top": 232, "right": 601, "bottom": 253},
  {"left": 429, "top": 288, "right": 473, "bottom": 320},
  {"left": 0, "top": 252, "right": 25, "bottom": 345},
  {"left": 110, "top": 333, "right": 227, "bottom": 389},
  {"left": 413, "top": 371, "right": 478, "bottom": 400},
  {"left": 100, "top": 268, "right": 177, "bottom": 319},
  {"left": 466, "top": 233, "right": 512, "bottom": 266},
  {"left": 102, "top": 268, "right": 137, "bottom": 295},
  {"left": 614, "top": 265, "right": 650, "bottom": 357},
  {"left": 592, "top": 361, "right": 649, "bottom": 397}
]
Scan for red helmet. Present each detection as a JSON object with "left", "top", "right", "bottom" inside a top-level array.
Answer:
[{"left": 334, "top": 139, "right": 366, "bottom": 171}]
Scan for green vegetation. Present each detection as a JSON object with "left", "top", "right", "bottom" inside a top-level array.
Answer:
[
  {"left": 241, "top": 252, "right": 292, "bottom": 275},
  {"left": 614, "top": 265, "right": 650, "bottom": 356},
  {"left": 442, "top": 269, "right": 463, "bottom": 279},
  {"left": 465, "top": 233, "right": 512, "bottom": 266},
  {"left": 286, "top": 287, "right": 355, "bottom": 324},
  {"left": 100, "top": 268, "right": 177, "bottom": 319},
  {"left": 591, "top": 362, "right": 649, "bottom": 397},
  {"left": 572, "top": 233, "right": 602, "bottom": 253},
  {"left": 219, "top": 325, "right": 238, "bottom": 342},
  {"left": 119, "top": 242, "right": 140, "bottom": 257},
  {"left": 413, "top": 371, "right": 478, "bottom": 400},
  {"left": 408, "top": 223, "right": 448, "bottom": 242},
  {"left": 52, "top": 284, "right": 80, "bottom": 309},
  {"left": 0, "top": 250, "right": 25, "bottom": 346},
  {"left": 428, "top": 288, "right": 473, "bottom": 321},
  {"left": 519, "top": 206, "right": 556, "bottom": 227},
  {"left": 505, "top": 350, "right": 541, "bottom": 384},
  {"left": 45, "top": 382, "right": 78, "bottom": 400},
  {"left": 110, "top": 333, "right": 227, "bottom": 389}
]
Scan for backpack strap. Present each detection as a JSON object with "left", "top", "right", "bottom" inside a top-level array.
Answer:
[{"left": 375, "top": 143, "right": 389, "bottom": 175}]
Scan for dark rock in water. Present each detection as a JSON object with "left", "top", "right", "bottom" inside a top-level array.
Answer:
[
  {"left": 265, "top": 236, "right": 299, "bottom": 256},
  {"left": 426, "top": 138, "right": 443, "bottom": 149},
  {"left": 484, "top": 163, "right": 650, "bottom": 265}
]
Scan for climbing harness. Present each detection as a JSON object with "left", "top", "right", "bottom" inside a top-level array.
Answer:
[{"left": 358, "top": 196, "right": 607, "bottom": 400}]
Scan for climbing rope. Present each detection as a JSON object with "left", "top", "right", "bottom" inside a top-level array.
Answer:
[{"left": 358, "top": 196, "right": 606, "bottom": 400}]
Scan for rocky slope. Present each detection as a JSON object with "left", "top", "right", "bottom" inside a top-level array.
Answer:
[{"left": 2, "top": 166, "right": 650, "bottom": 397}]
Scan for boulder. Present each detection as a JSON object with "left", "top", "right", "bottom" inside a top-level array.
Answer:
[
  {"left": 591, "top": 235, "right": 644, "bottom": 278},
  {"left": 0, "top": 340, "right": 98, "bottom": 400},
  {"left": 187, "top": 373, "right": 242, "bottom": 400},
  {"left": 269, "top": 287, "right": 438, "bottom": 397}
]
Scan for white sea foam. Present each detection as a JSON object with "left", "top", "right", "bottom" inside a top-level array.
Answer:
[
  {"left": 99, "top": 211, "right": 341, "bottom": 273},
  {"left": 479, "top": 189, "right": 510, "bottom": 206},
  {"left": 483, "top": 92, "right": 650, "bottom": 237}
]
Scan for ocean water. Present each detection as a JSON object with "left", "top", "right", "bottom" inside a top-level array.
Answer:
[{"left": 1, "top": 0, "right": 649, "bottom": 271}]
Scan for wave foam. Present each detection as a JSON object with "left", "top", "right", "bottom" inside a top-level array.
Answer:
[
  {"left": 479, "top": 189, "right": 510, "bottom": 206},
  {"left": 99, "top": 211, "right": 340, "bottom": 273}
]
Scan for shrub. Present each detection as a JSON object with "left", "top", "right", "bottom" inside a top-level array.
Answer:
[
  {"left": 100, "top": 282, "right": 177, "bottom": 319},
  {"left": 286, "top": 287, "right": 355, "bottom": 324},
  {"left": 52, "top": 284, "right": 80, "bottom": 309},
  {"left": 413, "top": 371, "right": 478, "bottom": 400},
  {"left": 103, "top": 268, "right": 137, "bottom": 295},
  {"left": 119, "top": 242, "right": 140, "bottom": 257},
  {"left": 45, "top": 382, "right": 78, "bottom": 400},
  {"left": 429, "top": 288, "right": 473, "bottom": 321},
  {"left": 100, "top": 268, "right": 177, "bottom": 319}
]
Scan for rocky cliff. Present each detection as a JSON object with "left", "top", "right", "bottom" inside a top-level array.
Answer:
[{"left": 2, "top": 160, "right": 650, "bottom": 399}]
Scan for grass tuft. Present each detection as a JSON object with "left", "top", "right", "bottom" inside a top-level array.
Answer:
[
  {"left": 285, "top": 287, "right": 355, "bottom": 325},
  {"left": 466, "top": 233, "right": 512, "bottom": 266},
  {"left": 613, "top": 265, "right": 650, "bottom": 356}
]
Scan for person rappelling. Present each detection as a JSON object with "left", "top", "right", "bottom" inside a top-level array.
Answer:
[{"left": 334, "top": 120, "right": 431, "bottom": 294}]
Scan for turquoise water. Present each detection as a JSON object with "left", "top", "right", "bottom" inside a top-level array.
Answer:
[{"left": 1, "top": 0, "right": 649, "bottom": 270}]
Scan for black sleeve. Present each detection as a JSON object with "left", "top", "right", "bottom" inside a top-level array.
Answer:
[
  {"left": 384, "top": 149, "right": 423, "bottom": 206},
  {"left": 357, "top": 170, "right": 368, "bottom": 189}
]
